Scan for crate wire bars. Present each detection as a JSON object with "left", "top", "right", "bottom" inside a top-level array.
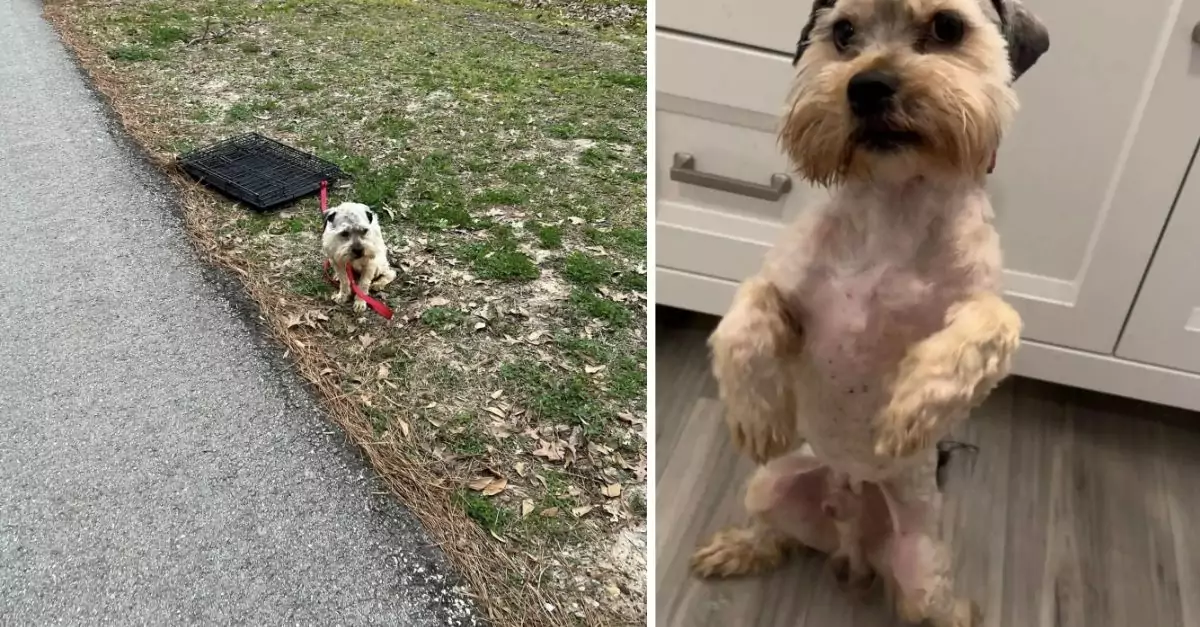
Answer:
[{"left": 178, "top": 133, "right": 345, "bottom": 211}]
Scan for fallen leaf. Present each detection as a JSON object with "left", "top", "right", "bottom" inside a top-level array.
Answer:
[
  {"left": 605, "top": 585, "right": 621, "bottom": 598},
  {"left": 423, "top": 402, "right": 438, "bottom": 409},
  {"left": 601, "top": 483, "right": 622, "bottom": 498},
  {"left": 521, "top": 499, "right": 535, "bottom": 518},
  {"left": 568, "top": 216, "right": 585, "bottom": 225},
  {"left": 514, "top": 461, "right": 527, "bottom": 477},
  {"left": 540, "top": 507, "right": 560, "bottom": 518},
  {"left": 584, "top": 364, "right": 607, "bottom": 375},
  {"left": 484, "top": 406, "right": 506, "bottom": 419},
  {"left": 285, "top": 313, "right": 304, "bottom": 328},
  {"left": 428, "top": 297, "right": 451, "bottom": 307},
  {"left": 397, "top": 418, "right": 411, "bottom": 439},
  {"left": 358, "top": 334, "right": 376, "bottom": 349},
  {"left": 617, "top": 412, "right": 636, "bottom": 423},
  {"left": 474, "top": 321, "right": 486, "bottom": 331},
  {"left": 490, "top": 389, "right": 504, "bottom": 400},
  {"left": 468, "top": 477, "right": 493, "bottom": 491},
  {"left": 571, "top": 505, "right": 593, "bottom": 518},
  {"left": 482, "top": 477, "right": 508, "bottom": 496},
  {"left": 531, "top": 439, "right": 564, "bottom": 461},
  {"left": 376, "top": 364, "right": 390, "bottom": 380}
]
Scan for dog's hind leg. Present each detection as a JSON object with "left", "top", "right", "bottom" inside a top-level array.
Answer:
[
  {"left": 709, "top": 275, "right": 802, "bottom": 464},
  {"left": 692, "top": 449, "right": 834, "bottom": 579},
  {"left": 370, "top": 264, "right": 397, "bottom": 291},
  {"left": 875, "top": 292, "right": 1021, "bottom": 459}
]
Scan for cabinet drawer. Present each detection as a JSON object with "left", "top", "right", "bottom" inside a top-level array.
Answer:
[
  {"left": 657, "top": 0, "right": 810, "bottom": 57},
  {"left": 655, "top": 32, "right": 829, "bottom": 284}
]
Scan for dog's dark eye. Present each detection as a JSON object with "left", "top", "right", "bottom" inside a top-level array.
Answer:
[
  {"left": 929, "top": 11, "right": 965, "bottom": 45},
  {"left": 831, "top": 19, "right": 855, "bottom": 52},
  {"left": 340, "top": 231, "right": 350, "bottom": 239}
]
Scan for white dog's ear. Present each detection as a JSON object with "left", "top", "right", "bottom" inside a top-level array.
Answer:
[
  {"left": 991, "top": 0, "right": 1050, "bottom": 81},
  {"left": 365, "top": 209, "right": 376, "bottom": 224},
  {"left": 323, "top": 210, "right": 338, "bottom": 229}
]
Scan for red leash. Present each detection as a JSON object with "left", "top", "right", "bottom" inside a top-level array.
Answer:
[{"left": 319, "top": 180, "right": 393, "bottom": 320}]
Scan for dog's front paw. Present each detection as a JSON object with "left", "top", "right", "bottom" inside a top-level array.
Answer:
[
  {"left": 691, "top": 526, "right": 788, "bottom": 579},
  {"left": 332, "top": 291, "right": 351, "bottom": 304},
  {"left": 728, "top": 415, "right": 794, "bottom": 465},
  {"left": 875, "top": 338, "right": 968, "bottom": 459},
  {"left": 352, "top": 298, "right": 368, "bottom": 313}
]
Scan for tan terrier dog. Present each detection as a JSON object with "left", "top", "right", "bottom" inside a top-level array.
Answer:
[
  {"left": 690, "top": 1, "right": 1049, "bottom": 625},
  {"left": 322, "top": 202, "right": 397, "bottom": 312}
]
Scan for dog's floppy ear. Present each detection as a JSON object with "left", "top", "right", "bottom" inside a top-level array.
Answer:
[
  {"left": 323, "top": 210, "right": 338, "bottom": 229},
  {"left": 365, "top": 209, "right": 376, "bottom": 224},
  {"left": 793, "top": 0, "right": 837, "bottom": 66},
  {"left": 990, "top": 0, "right": 1050, "bottom": 81}
]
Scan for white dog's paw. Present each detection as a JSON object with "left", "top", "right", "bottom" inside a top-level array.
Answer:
[
  {"left": 352, "top": 298, "right": 368, "bottom": 313},
  {"left": 332, "top": 291, "right": 351, "bottom": 304}
]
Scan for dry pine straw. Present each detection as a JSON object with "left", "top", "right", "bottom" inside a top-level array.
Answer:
[{"left": 43, "top": 1, "right": 647, "bottom": 625}]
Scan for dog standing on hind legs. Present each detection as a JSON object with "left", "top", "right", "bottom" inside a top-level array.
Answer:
[
  {"left": 689, "top": 0, "right": 1048, "bottom": 625},
  {"left": 322, "top": 202, "right": 397, "bottom": 312}
]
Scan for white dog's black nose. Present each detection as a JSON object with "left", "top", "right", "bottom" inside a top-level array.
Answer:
[
  {"left": 351, "top": 244, "right": 364, "bottom": 257},
  {"left": 847, "top": 70, "right": 898, "bottom": 118}
]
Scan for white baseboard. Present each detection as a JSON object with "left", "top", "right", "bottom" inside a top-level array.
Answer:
[{"left": 656, "top": 267, "right": 1200, "bottom": 413}]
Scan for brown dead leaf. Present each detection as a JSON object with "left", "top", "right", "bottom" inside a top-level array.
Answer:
[
  {"left": 571, "top": 505, "right": 593, "bottom": 518},
  {"left": 428, "top": 296, "right": 451, "bottom": 307},
  {"left": 490, "top": 389, "right": 504, "bottom": 400},
  {"left": 358, "top": 334, "right": 376, "bottom": 349},
  {"left": 482, "top": 477, "right": 508, "bottom": 496},
  {"left": 521, "top": 499, "right": 535, "bottom": 518},
  {"left": 540, "top": 507, "right": 560, "bottom": 518},
  {"left": 468, "top": 477, "right": 493, "bottom": 491},
  {"left": 584, "top": 364, "right": 607, "bottom": 375},
  {"left": 285, "top": 312, "right": 304, "bottom": 328},
  {"left": 601, "top": 483, "right": 622, "bottom": 498},
  {"left": 484, "top": 406, "right": 506, "bottom": 419},
  {"left": 376, "top": 363, "right": 390, "bottom": 380},
  {"left": 396, "top": 418, "right": 411, "bottom": 439},
  {"left": 531, "top": 439, "right": 564, "bottom": 462},
  {"left": 514, "top": 461, "right": 527, "bottom": 477}
]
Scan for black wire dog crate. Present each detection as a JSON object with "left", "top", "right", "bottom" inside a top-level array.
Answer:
[{"left": 178, "top": 133, "right": 344, "bottom": 211}]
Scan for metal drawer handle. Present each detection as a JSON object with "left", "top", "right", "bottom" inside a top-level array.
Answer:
[{"left": 670, "top": 152, "right": 792, "bottom": 201}]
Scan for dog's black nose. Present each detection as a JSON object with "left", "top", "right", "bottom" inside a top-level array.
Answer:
[
  {"left": 847, "top": 70, "right": 899, "bottom": 118},
  {"left": 351, "top": 244, "right": 364, "bottom": 257}
]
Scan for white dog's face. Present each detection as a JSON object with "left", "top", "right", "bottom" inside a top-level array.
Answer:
[{"left": 321, "top": 202, "right": 385, "bottom": 264}]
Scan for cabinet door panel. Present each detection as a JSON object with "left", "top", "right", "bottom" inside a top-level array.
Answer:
[{"left": 1116, "top": 141, "right": 1200, "bottom": 373}]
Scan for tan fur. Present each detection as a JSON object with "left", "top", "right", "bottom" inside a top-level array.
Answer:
[{"left": 694, "top": 1, "right": 1047, "bottom": 625}]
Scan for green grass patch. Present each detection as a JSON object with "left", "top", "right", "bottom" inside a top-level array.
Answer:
[
  {"left": 454, "top": 489, "right": 512, "bottom": 534},
  {"left": 421, "top": 306, "right": 464, "bottom": 328},
  {"left": 561, "top": 251, "right": 613, "bottom": 287},
  {"left": 499, "top": 359, "right": 609, "bottom": 434},
  {"left": 530, "top": 222, "right": 562, "bottom": 249},
  {"left": 459, "top": 226, "right": 539, "bottom": 282},
  {"left": 106, "top": 45, "right": 161, "bottom": 61},
  {"left": 445, "top": 412, "right": 489, "bottom": 457},
  {"left": 567, "top": 287, "right": 631, "bottom": 328}
]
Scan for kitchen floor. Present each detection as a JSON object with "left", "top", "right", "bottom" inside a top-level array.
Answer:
[{"left": 655, "top": 307, "right": 1200, "bottom": 627}]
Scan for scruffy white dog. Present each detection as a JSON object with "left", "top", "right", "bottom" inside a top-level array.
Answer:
[
  {"left": 690, "top": 1, "right": 1049, "bottom": 626},
  {"left": 322, "top": 202, "right": 397, "bottom": 312}
]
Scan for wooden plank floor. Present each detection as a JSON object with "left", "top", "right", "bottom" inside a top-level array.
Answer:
[{"left": 655, "top": 308, "right": 1200, "bottom": 627}]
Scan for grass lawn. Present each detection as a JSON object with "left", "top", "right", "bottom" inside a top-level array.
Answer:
[{"left": 45, "top": 0, "right": 646, "bottom": 624}]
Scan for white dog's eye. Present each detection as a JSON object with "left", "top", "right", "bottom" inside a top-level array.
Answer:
[{"left": 341, "top": 231, "right": 351, "bottom": 239}]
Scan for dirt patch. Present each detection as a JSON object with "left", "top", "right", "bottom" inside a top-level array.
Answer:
[{"left": 43, "top": 0, "right": 646, "bottom": 625}]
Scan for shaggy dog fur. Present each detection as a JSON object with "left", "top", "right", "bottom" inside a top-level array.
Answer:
[
  {"left": 689, "top": 1, "right": 1049, "bottom": 625},
  {"left": 322, "top": 202, "right": 397, "bottom": 312}
]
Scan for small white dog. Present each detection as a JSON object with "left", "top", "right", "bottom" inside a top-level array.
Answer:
[{"left": 321, "top": 202, "right": 397, "bottom": 312}]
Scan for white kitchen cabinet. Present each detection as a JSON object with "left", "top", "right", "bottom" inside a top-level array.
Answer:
[
  {"left": 1116, "top": 150, "right": 1200, "bottom": 372},
  {"left": 656, "top": 0, "right": 1200, "bottom": 411}
]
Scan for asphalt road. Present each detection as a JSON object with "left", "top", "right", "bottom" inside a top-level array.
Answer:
[{"left": 0, "top": 1, "right": 476, "bottom": 624}]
